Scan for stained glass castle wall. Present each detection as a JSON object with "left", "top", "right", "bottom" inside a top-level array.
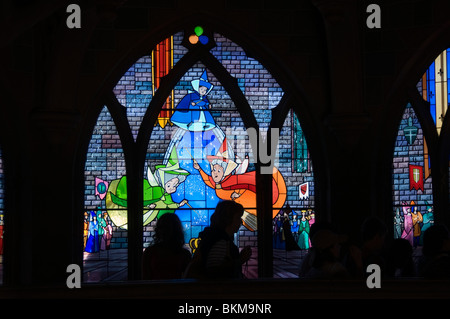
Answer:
[
  {"left": 392, "top": 105, "right": 434, "bottom": 246},
  {"left": 84, "top": 32, "right": 315, "bottom": 254}
]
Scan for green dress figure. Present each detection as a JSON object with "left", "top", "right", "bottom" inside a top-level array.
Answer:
[
  {"left": 297, "top": 214, "right": 310, "bottom": 250},
  {"left": 144, "top": 147, "right": 190, "bottom": 223},
  {"left": 107, "top": 147, "right": 189, "bottom": 228}
]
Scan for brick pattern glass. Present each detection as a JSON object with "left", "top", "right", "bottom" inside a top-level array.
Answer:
[{"left": 84, "top": 30, "right": 315, "bottom": 281}]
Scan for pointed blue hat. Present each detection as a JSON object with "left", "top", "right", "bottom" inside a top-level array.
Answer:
[{"left": 191, "top": 70, "right": 213, "bottom": 94}]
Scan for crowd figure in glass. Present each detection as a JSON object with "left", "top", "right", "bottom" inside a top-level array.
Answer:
[
  {"left": 393, "top": 201, "right": 434, "bottom": 247},
  {"left": 84, "top": 210, "right": 112, "bottom": 253},
  {"left": 273, "top": 207, "right": 315, "bottom": 250}
]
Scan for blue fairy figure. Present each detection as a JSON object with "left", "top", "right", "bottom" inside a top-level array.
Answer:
[{"left": 170, "top": 70, "right": 216, "bottom": 131}]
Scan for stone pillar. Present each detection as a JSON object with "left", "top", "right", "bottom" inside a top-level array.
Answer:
[
  {"left": 312, "top": 0, "right": 372, "bottom": 241},
  {"left": 28, "top": 109, "right": 82, "bottom": 285}
]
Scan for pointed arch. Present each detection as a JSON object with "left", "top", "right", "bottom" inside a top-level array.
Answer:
[
  {"left": 390, "top": 45, "right": 450, "bottom": 246},
  {"left": 78, "top": 20, "right": 319, "bottom": 279},
  {"left": 136, "top": 46, "right": 259, "bottom": 165},
  {"left": 392, "top": 101, "right": 435, "bottom": 247},
  {"left": 378, "top": 20, "right": 450, "bottom": 233}
]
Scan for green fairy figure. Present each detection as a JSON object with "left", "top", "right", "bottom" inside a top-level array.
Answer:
[{"left": 106, "top": 147, "right": 189, "bottom": 228}]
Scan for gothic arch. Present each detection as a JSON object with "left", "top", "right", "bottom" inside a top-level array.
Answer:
[
  {"left": 77, "top": 20, "right": 320, "bottom": 279},
  {"left": 376, "top": 21, "right": 450, "bottom": 230}
]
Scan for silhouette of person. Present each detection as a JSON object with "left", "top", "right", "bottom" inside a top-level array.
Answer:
[
  {"left": 419, "top": 224, "right": 450, "bottom": 278},
  {"left": 303, "top": 229, "right": 349, "bottom": 279},
  {"left": 386, "top": 238, "right": 415, "bottom": 278},
  {"left": 360, "top": 216, "right": 388, "bottom": 274},
  {"left": 189, "top": 200, "right": 252, "bottom": 279},
  {"left": 142, "top": 213, "right": 191, "bottom": 280}
]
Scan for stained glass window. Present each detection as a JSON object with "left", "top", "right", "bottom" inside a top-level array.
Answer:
[
  {"left": 293, "top": 112, "right": 309, "bottom": 173},
  {"left": 210, "top": 34, "right": 284, "bottom": 128},
  {"left": 273, "top": 110, "right": 315, "bottom": 278},
  {"left": 152, "top": 36, "right": 175, "bottom": 128},
  {"left": 84, "top": 106, "right": 127, "bottom": 282},
  {"left": 392, "top": 103, "right": 433, "bottom": 248},
  {"left": 423, "top": 49, "right": 449, "bottom": 135},
  {"left": 144, "top": 65, "right": 262, "bottom": 277},
  {"left": 419, "top": 48, "right": 449, "bottom": 178},
  {"left": 84, "top": 27, "right": 315, "bottom": 281},
  {"left": 390, "top": 50, "right": 450, "bottom": 248}
]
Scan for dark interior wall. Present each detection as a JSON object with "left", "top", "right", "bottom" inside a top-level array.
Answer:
[{"left": 0, "top": 0, "right": 449, "bottom": 286}]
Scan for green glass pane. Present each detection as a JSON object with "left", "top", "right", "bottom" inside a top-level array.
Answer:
[{"left": 194, "top": 26, "right": 203, "bottom": 36}]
